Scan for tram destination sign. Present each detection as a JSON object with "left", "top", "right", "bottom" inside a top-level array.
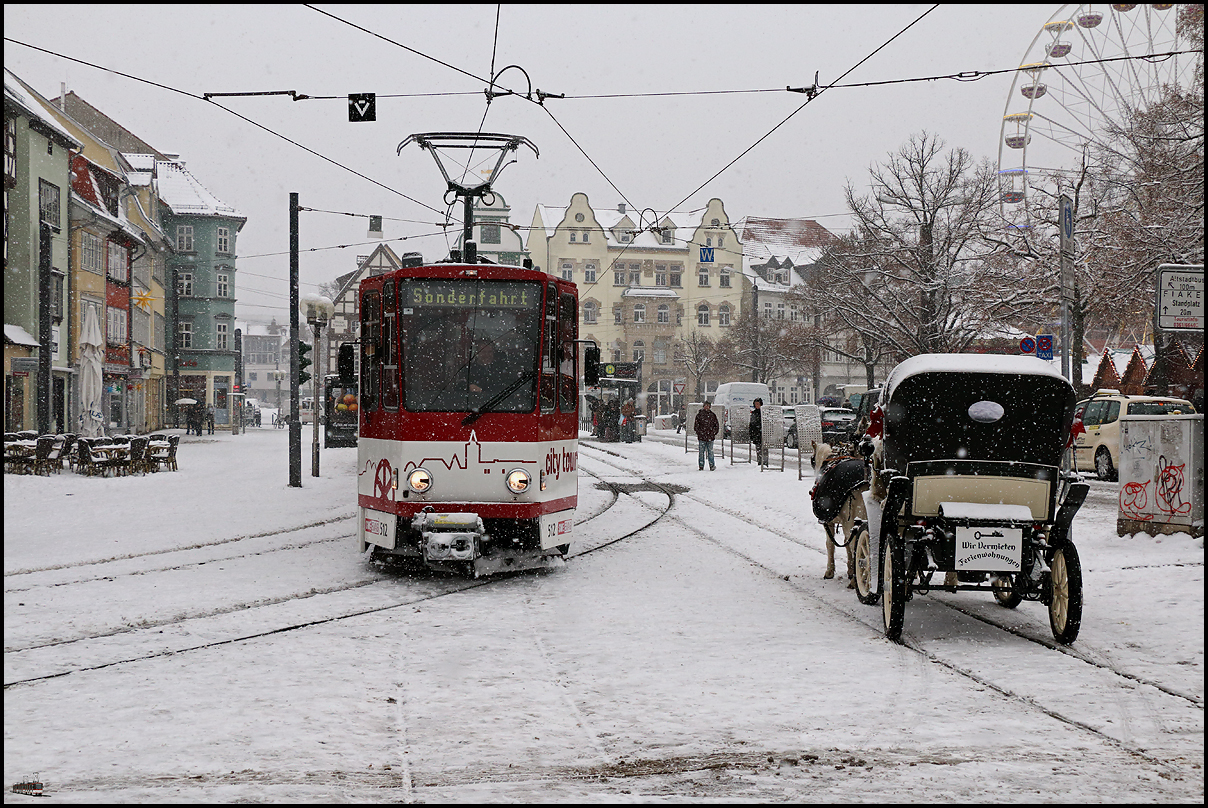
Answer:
[{"left": 1155, "top": 264, "right": 1204, "bottom": 332}]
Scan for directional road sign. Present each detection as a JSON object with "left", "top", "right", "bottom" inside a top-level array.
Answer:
[{"left": 1156, "top": 264, "right": 1204, "bottom": 332}]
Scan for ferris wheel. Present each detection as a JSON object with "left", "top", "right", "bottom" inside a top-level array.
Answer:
[{"left": 997, "top": 4, "right": 1198, "bottom": 224}]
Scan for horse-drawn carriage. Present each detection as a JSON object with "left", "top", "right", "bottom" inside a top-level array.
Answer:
[{"left": 812, "top": 354, "right": 1089, "bottom": 644}]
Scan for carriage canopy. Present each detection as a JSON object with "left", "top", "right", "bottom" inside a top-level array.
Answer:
[{"left": 880, "top": 354, "right": 1076, "bottom": 471}]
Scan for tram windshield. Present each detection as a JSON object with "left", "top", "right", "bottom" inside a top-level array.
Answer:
[{"left": 400, "top": 279, "right": 542, "bottom": 413}]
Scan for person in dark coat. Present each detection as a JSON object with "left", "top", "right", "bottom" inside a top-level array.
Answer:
[
  {"left": 694, "top": 401, "right": 720, "bottom": 470},
  {"left": 749, "top": 397, "right": 767, "bottom": 466}
]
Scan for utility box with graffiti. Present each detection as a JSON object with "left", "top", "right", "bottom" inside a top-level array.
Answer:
[{"left": 1117, "top": 414, "right": 1204, "bottom": 538}]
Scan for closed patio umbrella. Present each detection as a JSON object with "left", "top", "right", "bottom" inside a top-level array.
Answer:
[{"left": 77, "top": 306, "right": 105, "bottom": 438}]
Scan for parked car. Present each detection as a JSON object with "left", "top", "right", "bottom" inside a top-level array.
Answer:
[
  {"left": 1072, "top": 389, "right": 1195, "bottom": 480},
  {"left": 819, "top": 407, "right": 857, "bottom": 444},
  {"left": 782, "top": 406, "right": 798, "bottom": 447}
]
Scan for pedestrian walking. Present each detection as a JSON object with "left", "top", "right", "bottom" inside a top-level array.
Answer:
[
  {"left": 206, "top": 406, "right": 215, "bottom": 435},
  {"left": 675, "top": 403, "right": 686, "bottom": 434},
  {"left": 750, "top": 397, "right": 768, "bottom": 466},
  {"left": 694, "top": 400, "right": 719, "bottom": 471}
]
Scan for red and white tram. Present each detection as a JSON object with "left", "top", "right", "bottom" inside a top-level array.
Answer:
[{"left": 354, "top": 260, "right": 591, "bottom": 576}]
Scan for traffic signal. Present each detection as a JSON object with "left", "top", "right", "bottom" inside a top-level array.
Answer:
[{"left": 298, "top": 340, "right": 312, "bottom": 386}]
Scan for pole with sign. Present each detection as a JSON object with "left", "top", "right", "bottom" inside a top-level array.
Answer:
[{"left": 1058, "top": 194, "right": 1074, "bottom": 380}]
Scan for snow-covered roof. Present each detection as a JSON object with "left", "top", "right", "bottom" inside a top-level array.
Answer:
[
  {"left": 4, "top": 69, "right": 82, "bottom": 148},
  {"left": 884, "top": 353, "right": 1068, "bottom": 401},
  {"left": 737, "top": 216, "right": 837, "bottom": 264},
  {"left": 535, "top": 204, "right": 712, "bottom": 250},
  {"left": 155, "top": 160, "right": 243, "bottom": 219}
]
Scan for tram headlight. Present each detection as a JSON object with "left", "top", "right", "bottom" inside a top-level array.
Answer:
[
  {"left": 505, "top": 468, "right": 531, "bottom": 495},
  {"left": 408, "top": 468, "right": 433, "bottom": 493}
]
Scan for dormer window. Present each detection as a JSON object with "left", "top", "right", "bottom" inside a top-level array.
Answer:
[{"left": 661, "top": 228, "right": 673, "bottom": 245}]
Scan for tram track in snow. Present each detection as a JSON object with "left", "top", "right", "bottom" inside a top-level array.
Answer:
[
  {"left": 3, "top": 455, "right": 675, "bottom": 689},
  {"left": 576, "top": 443, "right": 1202, "bottom": 774}
]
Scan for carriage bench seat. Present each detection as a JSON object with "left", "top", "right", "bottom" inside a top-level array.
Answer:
[{"left": 907, "top": 460, "right": 1056, "bottom": 522}]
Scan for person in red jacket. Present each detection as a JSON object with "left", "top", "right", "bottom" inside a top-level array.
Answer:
[{"left": 694, "top": 401, "right": 720, "bottom": 471}]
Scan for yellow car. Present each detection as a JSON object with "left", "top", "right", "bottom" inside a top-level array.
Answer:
[{"left": 1072, "top": 390, "right": 1195, "bottom": 480}]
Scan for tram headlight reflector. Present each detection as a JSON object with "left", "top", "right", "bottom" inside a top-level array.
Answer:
[
  {"left": 408, "top": 468, "right": 433, "bottom": 493},
  {"left": 505, "top": 468, "right": 530, "bottom": 494}
]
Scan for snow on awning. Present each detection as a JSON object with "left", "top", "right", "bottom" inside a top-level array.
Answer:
[{"left": 5, "top": 324, "right": 40, "bottom": 347}]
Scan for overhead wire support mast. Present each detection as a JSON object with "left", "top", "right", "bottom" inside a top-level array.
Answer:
[{"left": 397, "top": 133, "right": 538, "bottom": 257}]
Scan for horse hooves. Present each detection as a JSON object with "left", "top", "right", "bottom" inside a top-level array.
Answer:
[
  {"left": 847, "top": 578, "right": 856, "bottom": 590},
  {"left": 823, "top": 569, "right": 835, "bottom": 579}
]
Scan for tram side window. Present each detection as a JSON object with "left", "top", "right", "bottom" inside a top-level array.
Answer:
[
  {"left": 362, "top": 290, "right": 380, "bottom": 411},
  {"left": 382, "top": 280, "right": 399, "bottom": 410},
  {"left": 559, "top": 291, "right": 577, "bottom": 413},
  {"left": 540, "top": 283, "right": 557, "bottom": 413}
]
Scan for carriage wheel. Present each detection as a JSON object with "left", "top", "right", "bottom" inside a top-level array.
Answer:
[
  {"left": 991, "top": 574, "right": 1023, "bottom": 609},
  {"left": 853, "top": 525, "right": 879, "bottom": 605},
  {"left": 882, "top": 536, "right": 906, "bottom": 642},
  {"left": 1049, "top": 543, "right": 1083, "bottom": 644}
]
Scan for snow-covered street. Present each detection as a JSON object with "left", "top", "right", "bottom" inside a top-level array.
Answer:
[{"left": 4, "top": 426, "right": 1203, "bottom": 802}]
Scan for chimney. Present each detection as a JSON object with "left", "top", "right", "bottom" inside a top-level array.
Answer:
[{"left": 618, "top": 203, "right": 626, "bottom": 214}]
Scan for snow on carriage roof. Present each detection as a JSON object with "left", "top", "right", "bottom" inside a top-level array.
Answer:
[{"left": 883, "top": 353, "right": 1069, "bottom": 400}]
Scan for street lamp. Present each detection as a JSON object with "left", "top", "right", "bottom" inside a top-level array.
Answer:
[{"left": 301, "top": 293, "right": 334, "bottom": 477}]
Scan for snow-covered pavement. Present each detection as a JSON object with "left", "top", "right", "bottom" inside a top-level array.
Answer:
[{"left": 4, "top": 426, "right": 1203, "bottom": 801}]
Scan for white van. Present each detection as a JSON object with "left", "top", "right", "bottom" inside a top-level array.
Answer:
[{"left": 711, "top": 382, "right": 770, "bottom": 439}]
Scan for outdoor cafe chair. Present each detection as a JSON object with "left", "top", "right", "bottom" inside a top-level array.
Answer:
[
  {"left": 127, "top": 436, "right": 149, "bottom": 476},
  {"left": 162, "top": 434, "right": 180, "bottom": 471},
  {"left": 43, "top": 435, "right": 67, "bottom": 474},
  {"left": 33, "top": 436, "right": 57, "bottom": 476},
  {"left": 17, "top": 430, "right": 38, "bottom": 440},
  {"left": 4, "top": 439, "right": 33, "bottom": 475},
  {"left": 74, "top": 439, "right": 98, "bottom": 477}
]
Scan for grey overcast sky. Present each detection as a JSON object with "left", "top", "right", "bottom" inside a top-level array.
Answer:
[{"left": 3, "top": 3, "right": 1140, "bottom": 324}]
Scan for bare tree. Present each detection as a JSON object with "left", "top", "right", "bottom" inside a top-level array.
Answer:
[
  {"left": 824, "top": 132, "right": 1043, "bottom": 358},
  {"left": 715, "top": 307, "right": 806, "bottom": 386},
  {"left": 675, "top": 329, "right": 719, "bottom": 401}
]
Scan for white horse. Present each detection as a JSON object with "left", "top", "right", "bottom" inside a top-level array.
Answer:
[{"left": 814, "top": 443, "right": 866, "bottom": 588}]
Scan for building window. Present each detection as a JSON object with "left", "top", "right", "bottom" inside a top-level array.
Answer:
[
  {"left": 719, "top": 266, "right": 731, "bottom": 288},
  {"left": 107, "top": 307, "right": 128, "bottom": 345},
  {"left": 697, "top": 304, "right": 710, "bottom": 326},
  {"left": 711, "top": 218, "right": 720, "bottom": 227},
  {"left": 176, "top": 225, "right": 194, "bottom": 252},
  {"left": 633, "top": 303, "right": 646, "bottom": 324},
  {"left": 569, "top": 231, "right": 576, "bottom": 242},
  {"left": 718, "top": 235, "right": 725, "bottom": 248},
  {"left": 670, "top": 270, "right": 681, "bottom": 287},
  {"left": 614, "top": 306, "right": 622, "bottom": 325},
  {"left": 249, "top": 372, "right": 258, "bottom": 382},
  {"left": 81, "top": 232, "right": 103, "bottom": 274},
  {"left": 620, "top": 233, "right": 631, "bottom": 243},
  {"left": 178, "top": 272, "right": 193, "bottom": 297},
  {"left": 655, "top": 265, "right": 667, "bottom": 286},
  {"left": 653, "top": 346, "right": 666, "bottom": 364},
  {"left": 614, "top": 269, "right": 626, "bottom": 285},
  {"left": 581, "top": 229, "right": 589, "bottom": 243},
  {"left": 561, "top": 262, "right": 573, "bottom": 282},
  {"left": 661, "top": 228, "right": 673, "bottom": 244},
  {"left": 179, "top": 321, "right": 192, "bottom": 348},
  {"left": 480, "top": 223, "right": 501, "bottom": 244},
  {"left": 790, "top": 304, "right": 799, "bottom": 322},
  {"left": 217, "top": 273, "right": 230, "bottom": 297},
  {"left": 107, "top": 242, "right": 127, "bottom": 282},
  {"left": 632, "top": 340, "right": 645, "bottom": 362},
  {"left": 777, "top": 302, "right": 785, "bottom": 320},
  {"left": 51, "top": 272, "right": 65, "bottom": 321},
  {"left": 764, "top": 302, "right": 773, "bottom": 319},
  {"left": 584, "top": 263, "right": 596, "bottom": 283},
  {"left": 217, "top": 226, "right": 230, "bottom": 254},
  {"left": 629, "top": 264, "right": 641, "bottom": 286},
  {"left": 698, "top": 267, "right": 709, "bottom": 286},
  {"left": 657, "top": 303, "right": 670, "bottom": 324},
  {"left": 612, "top": 348, "right": 622, "bottom": 362},
  {"left": 583, "top": 301, "right": 598, "bottom": 324},
  {"left": 705, "top": 237, "right": 712, "bottom": 247},
  {"left": 719, "top": 305, "right": 731, "bottom": 326},
  {"left": 39, "top": 179, "right": 60, "bottom": 229},
  {"left": 216, "top": 322, "right": 229, "bottom": 351}
]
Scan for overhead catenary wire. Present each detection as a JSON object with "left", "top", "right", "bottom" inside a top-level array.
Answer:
[{"left": 2, "top": 36, "right": 447, "bottom": 218}]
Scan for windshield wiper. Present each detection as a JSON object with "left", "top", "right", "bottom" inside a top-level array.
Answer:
[{"left": 462, "top": 371, "right": 536, "bottom": 426}]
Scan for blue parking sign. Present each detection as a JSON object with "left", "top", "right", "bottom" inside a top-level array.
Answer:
[{"left": 1037, "top": 334, "right": 1053, "bottom": 360}]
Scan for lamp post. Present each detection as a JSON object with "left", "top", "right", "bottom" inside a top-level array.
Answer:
[
  {"left": 301, "top": 293, "right": 334, "bottom": 477},
  {"left": 273, "top": 368, "right": 285, "bottom": 412}
]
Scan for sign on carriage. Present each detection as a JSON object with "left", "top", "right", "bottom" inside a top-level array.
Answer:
[{"left": 1155, "top": 264, "right": 1204, "bottom": 332}]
